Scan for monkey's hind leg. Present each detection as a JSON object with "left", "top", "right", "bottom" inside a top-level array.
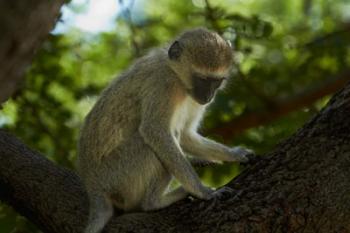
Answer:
[
  {"left": 141, "top": 174, "right": 189, "bottom": 211},
  {"left": 157, "top": 187, "right": 189, "bottom": 208},
  {"left": 85, "top": 192, "right": 113, "bottom": 233}
]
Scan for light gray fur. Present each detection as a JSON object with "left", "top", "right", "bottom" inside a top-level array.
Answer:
[{"left": 77, "top": 28, "right": 253, "bottom": 233}]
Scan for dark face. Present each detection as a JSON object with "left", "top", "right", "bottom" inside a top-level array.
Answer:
[{"left": 190, "top": 73, "right": 226, "bottom": 105}]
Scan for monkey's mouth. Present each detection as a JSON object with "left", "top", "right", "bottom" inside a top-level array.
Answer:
[
  {"left": 196, "top": 94, "right": 214, "bottom": 105},
  {"left": 191, "top": 88, "right": 215, "bottom": 105}
]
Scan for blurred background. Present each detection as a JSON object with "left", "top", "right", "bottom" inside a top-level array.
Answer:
[{"left": 0, "top": 0, "right": 349, "bottom": 231}]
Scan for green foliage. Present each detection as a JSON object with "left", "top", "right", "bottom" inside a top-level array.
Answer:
[{"left": 1, "top": 0, "right": 350, "bottom": 231}]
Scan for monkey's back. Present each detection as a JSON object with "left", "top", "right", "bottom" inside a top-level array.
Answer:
[{"left": 77, "top": 49, "right": 176, "bottom": 175}]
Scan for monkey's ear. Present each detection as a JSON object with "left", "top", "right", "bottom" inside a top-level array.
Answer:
[{"left": 168, "top": 41, "right": 183, "bottom": 60}]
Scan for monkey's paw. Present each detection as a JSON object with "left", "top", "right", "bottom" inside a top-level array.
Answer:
[
  {"left": 211, "top": 186, "right": 234, "bottom": 200},
  {"left": 228, "top": 146, "right": 255, "bottom": 163}
]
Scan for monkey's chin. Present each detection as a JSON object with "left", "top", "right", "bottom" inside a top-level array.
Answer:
[
  {"left": 193, "top": 95, "right": 214, "bottom": 105},
  {"left": 188, "top": 89, "right": 215, "bottom": 105},
  {"left": 196, "top": 99, "right": 211, "bottom": 105}
]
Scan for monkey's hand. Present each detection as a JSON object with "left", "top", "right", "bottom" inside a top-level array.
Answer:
[
  {"left": 196, "top": 186, "right": 233, "bottom": 201},
  {"left": 210, "top": 186, "right": 234, "bottom": 200},
  {"left": 227, "top": 146, "right": 255, "bottom": 163},
  {"left": 190, "top": 186, "right": 230, "bottom": 201}
]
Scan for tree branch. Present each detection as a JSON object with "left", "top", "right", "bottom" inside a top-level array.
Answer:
[
  {"left": 205, "top": 70, "right": 350, "bottom": 139},
  {"left": 0, "top": 1, "right": 349, "bottom": 232},
  {"left": 1, "top": 81, "right": 350, "bottom": 232},
  {"left": 0, "top": 130, "right": 88, "bottom": 233},
  {"left": 0, "top": 0, "right": 64, "bottom": 104}
]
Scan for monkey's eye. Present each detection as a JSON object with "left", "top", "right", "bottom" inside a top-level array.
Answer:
[
  {"left": 193, "top": 74, "right": 225, "bottom": 87},
  {"left": 209, "top": 77, "right": 226, "bottom": 83},
  {"left": 211, "top": 78, "right": 224, "bottom": 87},
  {"left": 193, "top": 75, "right": 209, "bottom": 82}
]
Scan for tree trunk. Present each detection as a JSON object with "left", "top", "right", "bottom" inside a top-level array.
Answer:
[
  {"left": 0, "top": 0, "right": 64, "bottom": 104},
  {"left": 0, "top": 81, "right": 350, "bottom": 233}
]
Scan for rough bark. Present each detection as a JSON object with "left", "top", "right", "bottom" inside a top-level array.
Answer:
[
  {"left": 0, "top": 0, "right": 64, "bottom": 104},
  {"left": 0, "top": 81, "right": 350, "bottom": 233}
]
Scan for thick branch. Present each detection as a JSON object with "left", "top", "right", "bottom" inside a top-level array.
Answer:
[
  {"left": 0, "top": 0, "right": 64, "bottom": 104},
  {"left": 0, "top": 130, "right": 88, "bottom": 233},
  {"left": 0, "top": 80, "right": 350, "bottom": 232},
  {"left": 205, "top": 70, "right": 350, "bottom": 139}
]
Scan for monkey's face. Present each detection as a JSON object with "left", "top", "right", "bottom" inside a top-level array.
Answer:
[
  {"left": 190, "top": 72, "right": 226, "bottom": 105},
  {"left": 167, "top": 28, "right": 233, "bottom": 105}
]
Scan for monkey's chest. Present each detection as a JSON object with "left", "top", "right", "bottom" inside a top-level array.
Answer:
[{"left": 170, "top": 97, "right": 200, "bottom": 141}]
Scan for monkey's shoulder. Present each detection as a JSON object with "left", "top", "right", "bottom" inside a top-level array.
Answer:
[{"left": 114, "top": 55, "right": 179, "bottom": 94}]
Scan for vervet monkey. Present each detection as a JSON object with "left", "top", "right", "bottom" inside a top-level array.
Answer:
[{"left": 78, "top": 27, "right": 253, "bottom": 233}]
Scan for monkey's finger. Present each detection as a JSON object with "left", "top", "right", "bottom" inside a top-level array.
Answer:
[{"left": 211, "top": 186, "right": 234, "bottom": 200}]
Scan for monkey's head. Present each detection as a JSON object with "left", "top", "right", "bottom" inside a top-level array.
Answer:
[{"left": 168, "top": 28, "right": 233, "bottom": 105}]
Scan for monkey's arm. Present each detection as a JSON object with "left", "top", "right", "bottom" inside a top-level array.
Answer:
[
  {"left": 139, "top": 89, "right": 212, "bottom": 200},
  {"left": 181, "top": 132, "right": 252, "bottom": 162},
  {"left": 189, "top": 157, "right": 221, "bottom": 168}
]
